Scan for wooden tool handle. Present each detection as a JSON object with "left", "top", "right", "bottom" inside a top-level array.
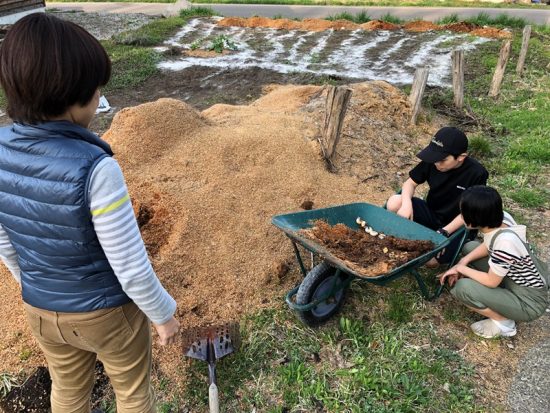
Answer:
[{"left": 209, "top": 383, "right": 219, "bottom": 413}]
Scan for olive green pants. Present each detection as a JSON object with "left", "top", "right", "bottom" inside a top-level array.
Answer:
[
  {"left": 24, "top": 301, "right": 155, "bottom": 413},
  {"left": 451, "top": 241, "right": 548, "bottom": 321}
]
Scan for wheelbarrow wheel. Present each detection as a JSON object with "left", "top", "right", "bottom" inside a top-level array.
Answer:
[{"left": 295, "top": 261, "right": 348, "bottom": 326}]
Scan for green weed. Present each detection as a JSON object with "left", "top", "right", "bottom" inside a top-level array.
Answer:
[
  {"left": 208, "top": 35, "right": 238, "bottom": 53},
  {"left": 466, "top": 12, "right": 527, "bottom": 29},
  {"left": 179, "top": 6, "right": 216, "bottom": 19},
  {"left": 437, "top": 14, "right": 459, "bottom": 25},
  {"left": 380, "top": 13, "right": 404, "bottom": 25},
  {"left": 385, "top": 291, "right": 415, "bottom": 323},
  {"left": 19, "top": 348, "right": 32, "bottom": 361},
  {"left": 326, "top": 10, "right": 371, "bottom": 24},
  {"left": 509, "top": 188, "right": 548, "bottom": 208},
  {"left": 0, "top": 372, "right": 19, "bottom": 398},
  {"left": 468, "top": 135, "right": 492, "bottom": 158}
]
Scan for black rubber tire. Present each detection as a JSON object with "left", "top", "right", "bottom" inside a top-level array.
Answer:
[{"left": 295, "top": 261, "right": 349, "bottom": 326}]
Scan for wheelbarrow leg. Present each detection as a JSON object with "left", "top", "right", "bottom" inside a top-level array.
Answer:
[
  {"left": 291, "top": 240, "right": 308, "bottom": 278},
  {"left": 411, "top": 269, "right": 444, "bottom": 301}
]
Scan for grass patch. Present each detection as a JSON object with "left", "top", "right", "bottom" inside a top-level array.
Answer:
[
  {"left": 454, "top": 25, "right": 550, "bottom": 210},
  {"left": 114, "top": 16, "right": 184, "bottom": 46},
  {"left": 437, "top": 13, "right": 459, "bottom": 25},
  {"left": 326, "top": 11, "right": 371, "bottom": 24},
  {"left": 380, "top": 12, "right": 404, "bottom": 25},
  {"left": 179, "top": 6, "right": 216, "bottom": 19},
  {"left": 102, "top": 42, "right": 160, "bottom": 92},
  {"left": 189, "top": 0, "right": 547, "bottom": 9},
  {"left": 52, "top": 0, "right": 175, "bottom": 2},
  {"left": 182, "top": 302, "right": 479, "bottom": 412},
  {"left": 465, "top": 12, "right": 528, "bottom": 29}
]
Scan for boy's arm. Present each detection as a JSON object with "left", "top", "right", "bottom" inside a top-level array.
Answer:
[
  {"left": 441, "top": 214, "right": 464, "bottom": 235},
  {"left": 0, "top": 224, "right": 21, "bottom": 284},
  {"left": 396, "top": 178, "right": 419, "bottom": 219},
  {"left": 88, "top": 157, "right": 179, "bottom": 344}
]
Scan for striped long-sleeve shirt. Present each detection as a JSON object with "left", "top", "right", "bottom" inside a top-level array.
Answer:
[{"left": 0, "top": 157, "right": 176, "bottom": 325}]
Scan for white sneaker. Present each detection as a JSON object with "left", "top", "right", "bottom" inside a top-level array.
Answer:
[{"left": 470, "top": 319, "right": 517, "bottom": 339}]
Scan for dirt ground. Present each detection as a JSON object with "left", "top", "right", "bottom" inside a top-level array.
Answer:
[{"left": 0, "top": 11, "right": 548, "bottom": 413}]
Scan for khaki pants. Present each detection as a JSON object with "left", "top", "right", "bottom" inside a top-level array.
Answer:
[{"left": 24, "top": 301, "right": 155, "bottom": 413}]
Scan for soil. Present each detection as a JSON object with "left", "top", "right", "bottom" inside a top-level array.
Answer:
[
  {"left": 470, "top": 27, "right": 513, "bottom": 39},
  {"left": 0, "top": 362, "right": 112, "bottom": 412},
  {"left": 361, "top": 20, "right": 400, "bottom": 31},
  {"left": 302, "top": 220, "right": 434, "bottom": 277},
  {"left": 217, "top": 17, "right": 508, "bottom": 39}
]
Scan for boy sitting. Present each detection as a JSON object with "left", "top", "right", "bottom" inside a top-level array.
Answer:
[{"left": 386, "top": 127, "right": 488, "bottom": 266}]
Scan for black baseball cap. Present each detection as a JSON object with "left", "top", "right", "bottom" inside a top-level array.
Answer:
[{"left": 417, "top": 127, "right": 468, "bottom": 163}]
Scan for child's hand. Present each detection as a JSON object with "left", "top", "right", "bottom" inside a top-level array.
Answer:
[
  {"left": 154, "top": 316, "right": 180, "bottom": 346},
  {"left": 438, "top": 267, "right": 460, "bottom": 286}
]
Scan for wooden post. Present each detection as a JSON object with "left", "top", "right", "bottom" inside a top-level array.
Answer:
[
  {"left": 516, "top": 25, "right": 532, "bottom": 76},
  {"left": 488, "top": 40, "right": 511, "bottom": 98},
  {"left": 321, "top": 86, "right": 353, "bottom": 163},
  {"left": 408, "top": 68, "right": 429, "bottom": 125},
  {"left": 452, "top": 50, "right": 464, "bottom": 109}
]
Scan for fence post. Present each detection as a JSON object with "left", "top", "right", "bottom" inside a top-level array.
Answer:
[
  {"left": 321, "top": 86, "right": 353, "bottom": 163},
  {"left": 409, "top": 68, "right": 429, "bottom": 125},
  {"left": 516, "top": 25, "right": 532, "bottom": 76},
  {"left": 488, "top": 40, "right": 511, "bottom": 98},
  {"left": 452, "top": 50, "right": 464, "bottom": 109}
]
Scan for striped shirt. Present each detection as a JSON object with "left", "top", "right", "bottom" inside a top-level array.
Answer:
[
  {"left": 0, "top": 157, "right": 176, "bottom": 325},
  {"left": 484, "top": 213, "right": 545, "bottom": 289}
]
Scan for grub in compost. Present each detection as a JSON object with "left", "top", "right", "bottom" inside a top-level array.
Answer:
[{"left": 302, "top": 220, "right": 434, "bottom": 277}]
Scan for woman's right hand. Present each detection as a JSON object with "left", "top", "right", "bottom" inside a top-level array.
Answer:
[{"left": 153, "top": 316, "right": 180, "bottom": 346}]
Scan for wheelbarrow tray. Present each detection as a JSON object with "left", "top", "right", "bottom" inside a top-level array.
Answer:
[{"left": 272, "top": 202, "right": 449, "bottom": 284}]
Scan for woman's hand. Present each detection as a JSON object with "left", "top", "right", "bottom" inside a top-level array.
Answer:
[{"left": 153, "top": 316, "right": 180, "bottom": 346}]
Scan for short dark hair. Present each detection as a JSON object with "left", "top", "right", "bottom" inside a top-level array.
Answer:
[
  {"left": 0, "top": 13, "right": 111, "bottom": 124},
  {"left": 460, "top": 186, "right": 503, "bottom": 229}
]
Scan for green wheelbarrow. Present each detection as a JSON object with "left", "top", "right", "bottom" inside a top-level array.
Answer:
[{"left": 272, "top": 202, "right": 468, "bottom": 326}]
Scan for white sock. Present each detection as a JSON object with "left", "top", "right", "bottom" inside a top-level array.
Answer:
[{"left": 492, "top": 319, "right": 516, "bottom": 332}]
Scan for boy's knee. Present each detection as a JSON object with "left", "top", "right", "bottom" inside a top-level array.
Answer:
[{"left": 386, "top": 194, "right": 402, "bottom": 212}]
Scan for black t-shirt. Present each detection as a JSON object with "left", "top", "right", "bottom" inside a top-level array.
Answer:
[{"left": 409, "top": 157, "right": 488, "bottom": 225}]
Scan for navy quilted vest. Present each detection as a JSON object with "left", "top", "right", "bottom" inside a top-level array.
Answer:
[{"left": 0, "top": 121, "right": 130, "bottom": 312}]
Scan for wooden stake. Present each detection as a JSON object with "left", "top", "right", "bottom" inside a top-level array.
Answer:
[
  {"left": 452, "top": 50, "right": 464, "bottom": 109},
  {"left": 321, "top": 86, "right": 353, "bottom": 163},
  {"left": 488, "top": 40, "right": 511, "bottom": 98},
  {"left": 516, "top": 25, "right": 532, "bottom": 76},
  {"left": 409, "top": 68, "right": 429, "bottom": 125}
]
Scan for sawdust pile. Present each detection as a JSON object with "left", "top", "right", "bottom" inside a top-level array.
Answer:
[
  {"left": 0, "top": 82, "right": 435, "bottom": 382},
  {"left": 302, "top": 220, "right": 434, "bottom": 277},
  {"left": 217, "top": 17, "right": 512, "bottom": 38}
]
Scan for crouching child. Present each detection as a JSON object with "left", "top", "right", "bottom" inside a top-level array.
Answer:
[{"left": 439, "top": 186, "right": 548, "bottom": 339}]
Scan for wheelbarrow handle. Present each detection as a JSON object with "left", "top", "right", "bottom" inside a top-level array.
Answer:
[{"left": 209, "top": 383, "right": 219, "bottom": 413}]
